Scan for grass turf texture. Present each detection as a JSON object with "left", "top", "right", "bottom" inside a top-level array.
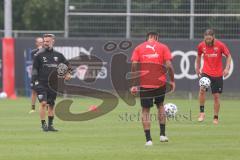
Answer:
[{"left": 0, "top": 97, "right": 240, "bottom": 160}]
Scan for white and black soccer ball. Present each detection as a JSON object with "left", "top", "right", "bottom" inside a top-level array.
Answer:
[
  {"left": 199, "top": 77, "right": 211, "bottom": 88},
  {"left": 0, "top": 92, "right": 7, "bottom": 99},
  {"left": 57, "top": 63, "right": 69, "bottom": 77},
  {"left": 164, "top": 103, "right": 178, "bottom": 117}
]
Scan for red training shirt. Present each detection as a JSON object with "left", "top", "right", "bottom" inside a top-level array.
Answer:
[
  {"left": 197, "top": 39, "right": 230, "bottom": 77},
  {"left": 131, "top": 40, "right": 172, "bottom": 88}
]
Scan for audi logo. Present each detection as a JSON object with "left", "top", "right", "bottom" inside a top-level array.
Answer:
[{"left": 172, "top": 50, "right": 234, "bottom": 80}]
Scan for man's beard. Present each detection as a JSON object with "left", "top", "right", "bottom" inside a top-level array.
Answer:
[
  {"left": 44, "top": 45, "right": 52, "bottom": 50},
  {"left": 205, "top": 39, "right": 214, "bottom": 46}
]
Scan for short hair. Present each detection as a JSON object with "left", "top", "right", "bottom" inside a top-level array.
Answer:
[
  {"left": 146, "top": 32, "right": 159, "bottom": 40},
  {"left": 204, "top": 29, "right": 215, "bottom": 36},
  {"left": 43, "top": 33, "right": 55, "bottom": 39}
]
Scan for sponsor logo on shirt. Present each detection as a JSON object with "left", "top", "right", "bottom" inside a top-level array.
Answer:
[
  {"left": 43, "top": 64, "right": 58, "bottom": 67},
  {"left": 146, "top": 45, "right": 156, "bottom": 52},
  {"left": 54, "top": 57, "right": 58, "bottom": 62},
  {"left": 42, "top": 57, "right": 47, "bottom": 63},
  {"left": 142, "top": 53, "right": 159, "bottom": 59},
  {"left": 205, "top": 53, "right": 218, "bottom": 57},
  {"left": 38, "top": 94, "right": 43, "bottom": 100},
  {"left": 214, "top": 47, "right": 219, "bottom": 52}
]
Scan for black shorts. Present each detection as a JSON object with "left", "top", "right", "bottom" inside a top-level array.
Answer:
[
  {"left": 35, "top": 83, "right": 57, "bottom": 107},
  {"left": 140, "top": 86, "right": 166, "bottom": 108},
  {"left": 30, "top": 82, "right": 37, "bottom": 91},
  {"left": 30, "top": 85, "right": 35, "bottom": 90},
  {"left": 201, "top": 73, "right": 223, "bottom": 94}
]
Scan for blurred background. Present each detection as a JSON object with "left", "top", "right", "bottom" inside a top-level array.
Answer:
[{"left": 1, "top": 0, "right": 240, "bottom": 38}]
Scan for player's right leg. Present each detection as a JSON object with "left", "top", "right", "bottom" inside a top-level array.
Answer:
[
  {"left": 35, "top": 86, "right": 48, "bottom": 131},
  {"left": 212, "top": 93, "right": 220, "bottom": 124},
  {"left": 29, "top": 90, "right": 37, "bottom": 114},
  {"left": 39, "top": 101, "right": 48, "bottom": 131},
  {"left": 198, "top": 87, "right": 206, "bottom": 122}
]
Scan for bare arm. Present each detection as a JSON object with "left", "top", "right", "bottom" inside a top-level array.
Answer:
[
  {"left": 223, "top": 54, "right": 232, "bottom": 77},
  {"left": 225, "top": 54, "right": 231, "bottom": 70},
  {"left": 166, "top": 60, "right": 175, "bottom": 92},
  {"left": 195, "top": 55, "right": 201, "bottom": 77},
  {"left": 131, "top": 61, "right": 138, "bottom": 87},
  {"left": 130, "top": 61, "right": 138, "bottom": 95},
  {"left": 166, "top": 60, "right": 174, "bottom": 82}
]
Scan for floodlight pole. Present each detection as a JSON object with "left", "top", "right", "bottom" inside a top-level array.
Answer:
[
  {"left": 4, "top": 0, "right": 12, "bottom": 37},
  {"left": 3, "top": 0, "right": 16, "bottom": 99},
  {"left": 190, "top": 0, "right": 195, "bottom": 39},
  {"left": 126, "top": 0, "right": 131, "bottom": 39},
  {"left": 64, "top": 0, "right": 69, "bottom": 38}
]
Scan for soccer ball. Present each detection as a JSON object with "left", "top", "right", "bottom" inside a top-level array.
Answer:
[
  {"left": 57, "top": 63, "right": 69, "bottom": 77},
  {"left": 164, "top": 103, "right": 178, "bottom": 117},
  {"left": 0, "top": 92, "right": 7, "bottom": 99},
  {"left": 199, "top": 77, "right": 211, "bottom": 88}
]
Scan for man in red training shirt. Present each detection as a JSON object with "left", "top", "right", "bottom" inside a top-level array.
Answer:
[
  {"left": 131, "top": 32, "right": 175, "bottom": 146},
  {"left": 195, "top": 29, "right": 232, "bottom": 125}
]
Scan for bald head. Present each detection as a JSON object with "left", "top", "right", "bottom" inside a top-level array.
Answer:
[{"left": 35, "top": 37, "right": 43, "bottom": 49}]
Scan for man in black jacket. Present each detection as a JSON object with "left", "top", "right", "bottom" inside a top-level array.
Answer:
[{"left": 32, "top": 34, "right": 71, "bottom": 132}]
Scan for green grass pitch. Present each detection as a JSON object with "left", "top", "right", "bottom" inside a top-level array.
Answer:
[{"left": 0, "top": 97, "right": 240, "bottom": 160}]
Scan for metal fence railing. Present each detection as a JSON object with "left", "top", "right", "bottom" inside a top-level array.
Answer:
[
  {"left": 65, "top": 0, "right": 240, "bottom": 39},
  {"left": 0, "top": 30, "right": 65, "bottom": 38},
  {"left": 1, "top": 1, "right": 240, "bottom": 39}
]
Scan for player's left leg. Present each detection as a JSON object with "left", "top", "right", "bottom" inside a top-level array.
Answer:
[
  {"left": 155, "top": 86, "right": 168, "bottom": 142},
  {"left": 210, "top": 76, "right": 223, "bottom": 125},
  {"left": 212, "top": 93, "right": 220, "bottom": 124},
  {"left": 47, "top": 90, "right": 58, "bottom": 131},
  {"left": 157, "top": 103, "right": 168, "bottom": 142},
  {"left": 47, "top": 105, "right": 58, "bottom": 131}
]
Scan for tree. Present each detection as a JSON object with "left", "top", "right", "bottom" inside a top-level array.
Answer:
[
  {"left": 1, "top": 0, "right": 240, "bottom": 39},
  {"left": 22, "top": 0, "right": 64, "bottom": 30},
  {"left": 0, "top": 1, "right": 3, "bottom": 30},
  {"left": 194, "top": 0, "right": 240, "bottom": 39},
  {"left": 1, "top": 0, "right": 65, "bottom": 31},
  {"left": 12, "top": 0, "right": 30, "bottom": 29}
]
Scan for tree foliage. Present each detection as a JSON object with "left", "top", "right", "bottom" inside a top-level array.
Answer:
[
  {"left": 0, "top": 0, "right": 240, "bottom": 39},
  {"left": 0, "top": 0, "right": 64, "bottom": 30}
]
